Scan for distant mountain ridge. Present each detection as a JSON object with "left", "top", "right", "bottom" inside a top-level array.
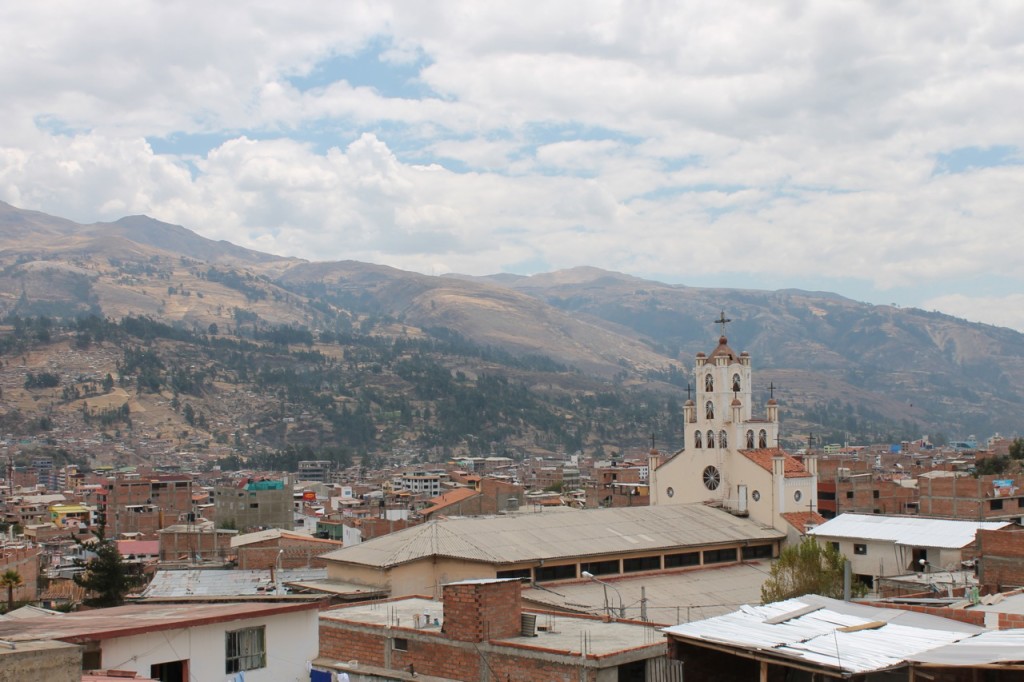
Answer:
[{"left": 1, "top": 200, "right": 1022, "bottom": 439}]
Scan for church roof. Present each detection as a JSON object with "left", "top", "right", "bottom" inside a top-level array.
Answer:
[
  {"left": 780, "top": 511, "right": 827, "bottom": 534},
  {"left": 706, "top": 336, "right": 739, "bottom": 362},
  {"left": 738, "top": 448, "right": 813, "bottom": 478}
]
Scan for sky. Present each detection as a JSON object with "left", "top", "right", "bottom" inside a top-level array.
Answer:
[{"left": 1, "top": 1, "right": 1023, "bottom": 330}]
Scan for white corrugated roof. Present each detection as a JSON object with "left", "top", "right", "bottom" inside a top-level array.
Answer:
[
  {"left": 663, "top": 595, "right": 981, "bottom": 674},
  {"left": 806, "top": 513, "right": 1010, "bottom": 549},
  {"left": 907, "top": 628, "right": 1024, "bottom": 666},
  {"left": 321, "top": 504, "right": 785, "bottom": 568}
]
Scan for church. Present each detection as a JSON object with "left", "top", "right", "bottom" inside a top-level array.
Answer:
[{"left": 650, "top": 317, "right": 824, "bottom": 543}]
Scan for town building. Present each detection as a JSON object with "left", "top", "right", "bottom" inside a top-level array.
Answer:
[
  {"left": 663, "top": 594, "right": 987, "bottom": 681},
  {"left": 650, "top": 329, "right": 822, "bottom": 540},
  {"left": 320, "top": 504, "right": 783, "bottom": 598},
  {"left": 214, "top": 477, "right": 292, "bottom": 531},
  {"left": 0, "top": 601, "right": 321, "bottom": 681},
  {"left": 96, "top": 474, "right": 194, "bottom": 535},
  {"left": 315, "top": 577, "right": 675, "bottom": 682},
  {"left": 807, "top": 513, "right": 1011, "bottom": 589},
  {"left": 231, "top": 528, "right": 342, "bottom": 569}
]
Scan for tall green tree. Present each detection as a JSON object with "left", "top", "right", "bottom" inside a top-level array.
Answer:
[
  {"left": 760, "top": 537, "right": 865, "bottom": 603},
  {"left": 73, "top": 527, "right": 142, "bottom": 608},
  {"left": 0, "top": 569, "right": 23, "bottom": 612}
]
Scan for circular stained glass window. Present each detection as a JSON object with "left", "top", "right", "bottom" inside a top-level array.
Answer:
[
  {"left": 666, "top": 486, "right": 675, "bottom": 498},
  {"left": 794, "top": 490, "right": 803, "bottom": 502},
  {"left": 752, "top": 490, "right": 760, "bottom": 502},
  {"left": 702, "top": 465, "right": 721, "bottom": 491}
]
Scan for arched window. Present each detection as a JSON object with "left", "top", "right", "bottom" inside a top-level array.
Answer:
[
  {"left": 706, "top": 430, "right": 715, "bottom": 449},
  {"left": 732, "top": 373, "right": 741, "bottom": 392},
  {"left": 758, "top": 429, "right": 768, "bottom": 449},
  {"left": 719, "top": 430, "right": 728, "bottom": 448},
  {"left": 746, "top": 430, "right": 755, "bottom": 449},
  {"left": 694, "top": 430, "right": 703, "bottom": 449},
  {"left": 705, "top": 373, "right": 714, "bottom": 392},
  {"left": 705, "top": 401, "right": 714, "bottom": 419}
]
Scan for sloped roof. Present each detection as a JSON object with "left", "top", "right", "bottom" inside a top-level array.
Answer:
[
  {"left": 781, "top": 511, "right": 827, "bottom": 534},
  {"left": 807, "top": 513, "right": 1010, "bottom": 549},
  {"left": 420, "top": 487, "right": 479, "bottom": 516},
  {"left": 908, "top": 628, "right": 1024, "bottom": 667},
  {"left": 320, "top": 504, "right": 784, "bottom": 569},
  {"left": 739, "top": 448, "right": 813, "bottom": 478},
  {"left": 664, "top": 595, "right": 982, "bottom": 675},
  {"left": 706, "top": 336, "right": 739, "bottom": 363}
]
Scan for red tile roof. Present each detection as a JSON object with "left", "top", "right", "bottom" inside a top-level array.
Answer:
[
  {"left": 420, "top": 487, "right": 479, "bottom": 516},
  {"left": 781, "top": 511, "right": 828, "bottom": 534},
  {"left": 739, "top": 448, "right": 813, "bottom": 478}
]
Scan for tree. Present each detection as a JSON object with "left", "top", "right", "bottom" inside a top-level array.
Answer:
[
  {"left": 1009, "top": 438, "right": 1024, "bottom": 461},
  {"left": 73, "top": 527, "right": 142, "bottom": 608},
  {"left": 760, "top": 537, "right": 865, "bottom": 603},
  {"left": 0, "top": 569, "right": 23, "bottom": 612}
]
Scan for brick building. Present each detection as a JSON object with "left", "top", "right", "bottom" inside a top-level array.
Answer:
[
  {"left": 919, "top": 473, "right": 1024, "bottom": 521},
  {"left": 315, "top": 578, "right": 671, "bottom": 681},
  {"left": 97, "top": 474, "right": 194, "bottom": 535},
  {"left": 232, "top": 528, "right": 343, "bottom": 569},
  {"left": 157, "top": 520, "right": 237, "bottom": 564},
  {"left": 977, "top": 527, "right": 1024, "bottom": 592},
  {"left": 817, "top": 474, "right": 919, "bottom": 518},
  {"left": 0, "top": 544, "right": 41, "bottom": 605}
]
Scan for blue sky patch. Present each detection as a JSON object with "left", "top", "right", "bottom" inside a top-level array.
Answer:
[
  {"left": 933, "top": 145, "right": 1021, "bottom": 175},
  {"left": 287, "top": 38, "right": 434, "bottom": 99}
]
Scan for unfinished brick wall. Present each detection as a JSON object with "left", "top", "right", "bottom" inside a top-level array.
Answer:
[
  {"left": 442, "top": 579, "right": 522, "bottom": 642},
  {"left": 978, "top": 528, "right": 1024, "bottom": 592}
]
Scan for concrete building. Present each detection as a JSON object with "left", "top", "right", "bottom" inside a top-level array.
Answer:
[
  {"left": 808, "top": 513, "right": 1012, "bottom": 589},
  {"left": 157, "top": 520, "right": 237, "bottom": 564},
  {"left": 0, "top": 601, "right": 321, "bottom": 681},
  {"left": 214, "top": 477, "right": 292, "bottom": 531},
  {"left": 0, "top": 640, "right": 82, "bottom": 682},
  {"left": 650, "top": 330, "right": 822, "bottom": 540},
  {"left": 315, "top": 578, "right": 674, "bottom": 682},
  {"left": 919, "top": 472, "right": 1024, "bottom": 522},
  {"left": 320, "top": 504, "right": 783, "bottom": 598}
]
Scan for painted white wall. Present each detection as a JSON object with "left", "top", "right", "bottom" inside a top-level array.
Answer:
[{"left": 97, "top": 608, "right": 318, "bottom": 682}]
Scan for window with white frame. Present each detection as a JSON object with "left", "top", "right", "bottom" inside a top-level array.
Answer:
[{"left": 226, "top": 625, "right": 266, "bottom": 674}]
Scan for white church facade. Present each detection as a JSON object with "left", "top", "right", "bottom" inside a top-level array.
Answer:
[{"left": 650, "top": 329, "right": 824, "bottom": 543}]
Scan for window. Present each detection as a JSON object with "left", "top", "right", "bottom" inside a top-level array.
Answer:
[
  {"left": 719, "top": 430, "right": 727, "bottom": 448},
  {"left": 702, "top": 465, "right": 721, "bottom": 491},
  {"left": 830, "top": 542, "right": 840, "bottom": 553},
  {"left": 703, "top": 548, "right": 737, "bottom": 564},
  {"left": 580, "top": 559, "right": 620, "bottom": 576},
  {"left": 705, "top": 401, "right": 714, "bottom": 419},
  {"left": 694, "top": 431, "right": 702, "bottom": 449},
  {"left": 732, "top": 373, "right": 741, "bottom": 392},
  {"left": 664, "top": 551, "right": 699, "bottom": 568},
  {"left": 758, "top": 429, "right": 767, "bottom": 448},
  {"left": 226, "top": 626, "right": 266, "bottom": 674},
  {"left": 846, "top": 491, "right": 854, "bottom": 499},
  {"left": 854, "top": 544, "right": 867, "bottom": 555},
  {"left": 872, "top": 490, "right": 880, "bottom": 499},
  {"left": 991, "top": 499, "right": 1004, "bottom": 511},
  {"left": 393, "top": 638, "right": 408, "bottom": 652},
  {"left": 496, "top": 568, "right": 531, "bottom": 580},
  {"left": 706, "top": 430, "right": 715, "bottom": 449},
  {"left": 705, "top": 374, "right": 714, "bottom": 392},
  {"left": 623, "top": 556, "right": 661, "bottom": 573},
  {"left": 742, "top": 544, "right": 773, "bottom": 560},
  {"left": 534, "top": 564, "right": 577, "bottom": 582},
  {"left": 819, "top": 491, "right": 836, "bottom": 501},
  {"left": 746, "top": 430, "right": 755, "bottom": 449}
]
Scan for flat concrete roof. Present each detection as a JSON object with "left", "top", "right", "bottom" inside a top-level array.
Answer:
[
  {"left": 522, "top": 561, "right": 772, "bottom": 625},
  {"left": 322, "top": 597, "right": 665, "bottom": 657}
]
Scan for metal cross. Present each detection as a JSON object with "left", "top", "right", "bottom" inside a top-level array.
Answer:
[{"left": 714, "top": 310, "right": 731, "bottom": 335}]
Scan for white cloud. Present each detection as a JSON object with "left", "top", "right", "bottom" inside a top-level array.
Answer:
[{"left": 0, "top": 1, "right": 1022, "bottom": 330}]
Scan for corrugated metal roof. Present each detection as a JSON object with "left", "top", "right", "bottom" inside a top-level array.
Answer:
[
  {"left": 907, "top": 628, "right": 1024, "bottom": 666},
  {"left": 141, "top": 568, "right": 326, "bottom": 598},
  {"left": 807, "top": 513, "right": 1010, "bottom": 549},
  {"left": 664, "top": 595, "right": 982, "bottom": 675},
  {"left": 321, "top": 504, "right": 784, "bottom": 568}
]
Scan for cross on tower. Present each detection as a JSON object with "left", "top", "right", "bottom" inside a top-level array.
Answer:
[
  {"left": 714, "top": 310, "right": 731, "bottom": 336},
  {"left": 685, "top": 382, "right": 693, "bottom": 401},
  {"left": 650, "top": 433, "right": 656, "bottom": 451},
  {"left": 768, "top": 381, "right": 776, "bottom": 399}
]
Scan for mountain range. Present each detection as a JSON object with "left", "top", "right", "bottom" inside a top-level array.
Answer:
[{"left": 1, "top": 200, "right": 1021, "bottom": 455}]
